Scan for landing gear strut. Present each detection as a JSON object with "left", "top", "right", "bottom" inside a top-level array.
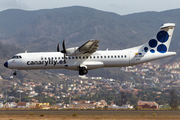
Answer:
[
  {"left": 13, "top": 70, "right": 17, "bottom": 76},
  {"left": 79, "top": 67, "right": 88, "bottom": 75}
]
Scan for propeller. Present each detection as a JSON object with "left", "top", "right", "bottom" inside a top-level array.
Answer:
[
  {"left": 61, "top": 40, "right": 66, "bottom": 63},
  {"left": 57, "top": 43, "right": 60, "bottom": 52}
]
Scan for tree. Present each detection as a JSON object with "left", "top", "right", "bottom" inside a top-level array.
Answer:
[
  {"left": 169, "top": 90, "right": 179, "bottom": 109},
  {"left": 34, "top": 86, "right": 43, "bottom": 93},
  {"left": 52, "top": 87, "right": 56, "bottom": 94}
]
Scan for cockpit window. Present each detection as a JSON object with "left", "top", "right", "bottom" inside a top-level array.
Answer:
[
  {"left": 12, "top": 55, "right": 22, "bottom": 59},
  {"left": 12, "top": 56, "right": 17, "bottom": 59}
]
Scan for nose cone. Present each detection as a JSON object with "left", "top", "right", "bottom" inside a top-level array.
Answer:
[{"left": 4, "top": 62, "right": 8, "bottom": 68}]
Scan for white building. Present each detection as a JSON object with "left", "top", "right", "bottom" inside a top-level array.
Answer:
[
  {"left": 108, "top": 104, "right": 133, "bottom": 109},
  {"left": 0, "top": 103, "right": 3, "bottom": 108}
]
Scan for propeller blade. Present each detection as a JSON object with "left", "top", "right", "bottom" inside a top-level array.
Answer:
[
  {"left": 57, "top": 43, "right": 60, "bottom": 52},
  {"left": 61, "top": 40, "right": 66, "bottom": 53},
  {"left": 64, "top": 53, "right": 66, "bottom": 63},
  {"left": 61, "top": 40, "right": 66, "bottom": 63}
]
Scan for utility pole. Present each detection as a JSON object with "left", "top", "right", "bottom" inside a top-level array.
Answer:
[
  {"left": 5, "top": 87, "right": 7, "bottom": 102},
  {"left": 55, "top": 87, "right": 57, "bottom": 103},
  {"left": 20, "top": 92, "right": 21, "bottom": 102},
  {"left": 17, "top": 90, "right": 22, "bottom": 102},
  {"left": 69, "top": 97, "right": 71, "bottom": 104}
]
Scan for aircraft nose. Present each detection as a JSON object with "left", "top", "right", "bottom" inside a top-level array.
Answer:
[{"left": 4, "top": 62, "right": 8, "bottom": 68}]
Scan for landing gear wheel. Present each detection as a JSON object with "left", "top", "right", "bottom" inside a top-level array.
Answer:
[
  {"left": 13, "top": 72, "right": 17, "bottom": 76},
  {"left": 79, "top": 67, "right": 88, "bottom": 75},
  {"left": 79, "top": 70, "right": 84, "bottom": 75},
  {"left": 83, "top": 69, "right": 88, "bottom": 74}
]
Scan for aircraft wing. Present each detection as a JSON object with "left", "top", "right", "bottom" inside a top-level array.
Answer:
[{"left": 78, "top": 40, "right": 99, "bottom": 54}]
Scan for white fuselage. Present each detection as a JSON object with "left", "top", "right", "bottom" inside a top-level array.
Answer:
[{"left": 6, "top": 49, "right": 176, "bottom": 71}]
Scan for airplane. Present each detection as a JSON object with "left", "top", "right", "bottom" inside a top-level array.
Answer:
[{"left": 4, "top": 23, "right": 176, "bottom": 76}]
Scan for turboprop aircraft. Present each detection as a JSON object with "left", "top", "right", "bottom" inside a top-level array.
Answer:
[{"left": 4, "top": 23, "right": 176, "bottom": 76}]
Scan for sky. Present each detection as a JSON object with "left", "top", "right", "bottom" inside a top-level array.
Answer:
[{"left": 0, "top": 0, "right": 180, "bottom": 15}]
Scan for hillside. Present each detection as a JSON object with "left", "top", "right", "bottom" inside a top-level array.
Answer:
[
  {"left": 0, "top": 6, "right": 180, "bottom": 85},
  {"left": 0, "top": 7, "right": 180, "bottom": 52}
]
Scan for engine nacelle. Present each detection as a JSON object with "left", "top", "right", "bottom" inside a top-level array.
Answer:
[{"left": 66, "top": 47, "right": 83, "bottom": 56}]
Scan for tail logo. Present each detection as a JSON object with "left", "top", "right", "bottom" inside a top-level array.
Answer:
[{"left": 145, "top": 30, "right": 169, "bottom": 53}]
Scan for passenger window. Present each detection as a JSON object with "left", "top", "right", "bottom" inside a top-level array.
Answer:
[
  {"left": 76, "top": 57, "right": 78, "bottom": 59},
  {"left": 86, "top": 56, "right": 88, "bottom": 59},
  {"left": 79, "top": 57, "right": 81, "bottom": 59},
  {"left": 45, "top": 57, "right": 47, "bottom": 60},
  {"left": 111, "top": 56, "right": 113, "bottom": 58},
  {"left": 58, "top": 57, "right": 60, "bottom": 59},
  {"left": 97, "top": 56, "right": 99, "bottom": 58},
  {"left": 52, "top": 57, "right": 53, "bottom": 60},
  {"left": 62, "top": 57, "right": 64, "bottom": 59},
  {"left": 55, "top": 57, "right": 57, "bottom": 59},
  {"left": 19, "top": 56, "right": 22, "bottom": 58},
  {"left": 118, "top": 55, "right": 120, "bottom": 58},
  {"left": 48, "top": 57, "right": 50, "bottom": 60},
  {"left": 101, "top": 56, "right": 103, "bottom": 58},
  {"left": 83, "top": 56, "right": 85, "bottom": 59},
  {"left": 125, "top": 55, "right": 127, "bottom": 58},
  {"left": 72, "top": 57, "right": 74, "bottom": 59},
  {"left": 41, "top": 57, "right": 43, "bottom": 60},
  {"left": 69, "top": 57, "right": 71, "bottom": 59},
  {"left": 104, "top": 56, "right": 106, "bottom": 58},
  {"left": 94, "top": 56, "right": 95, "bottom": 59},
  {"left": 108, "top": 56, "right": 110, "bottom": 58},
  {"left": 90, "top": 56, "right": 92, "bottom": 59},
  {"left": 114, "top": 56, "right": 116, "bottom": 58},
  {"left": 121, "top": 55, "right": 123, "bottom": 58}
]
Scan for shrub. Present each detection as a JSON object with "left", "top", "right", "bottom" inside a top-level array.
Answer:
[
  {"left": 72, "top": 114, "right": 77, "bottom": 117},
  {"left": 152, "top": 113, "right": 156, "bottom": 116},
  {"left": 40, "top": 114, "right": 45, "bottom": 117},
  {"left": 141, "top": 112, "right": 147, "bottom": 116},
  {"left": 135, "top": 107, "right": 138, "bottom": 110},
  {"left": 30, "top": 112, "right": 34, "bottom": 116}
]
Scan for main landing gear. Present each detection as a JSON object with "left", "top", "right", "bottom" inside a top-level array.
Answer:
[
  {"left": 79, "top": 67, "right": 88, "bottom": 75},
  {"left": 13, "top": 70, "right": 17, "bottom": 76}
]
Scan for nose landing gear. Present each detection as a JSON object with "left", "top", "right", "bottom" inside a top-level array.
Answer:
[{"left": 13, "top": 70, "right": 17, "bottom": 76}]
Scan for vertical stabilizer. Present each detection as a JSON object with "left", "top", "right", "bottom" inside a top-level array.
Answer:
[
  {"left": 129, "top": 23, "right": 176, "bottom": 64},
  {"left": 141, "top": 23, "right": 175, "bottom": 53}
]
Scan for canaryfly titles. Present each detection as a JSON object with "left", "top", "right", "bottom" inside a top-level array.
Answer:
[{"left": 27, "top": 60, "right": 66, "bottom": 66}]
